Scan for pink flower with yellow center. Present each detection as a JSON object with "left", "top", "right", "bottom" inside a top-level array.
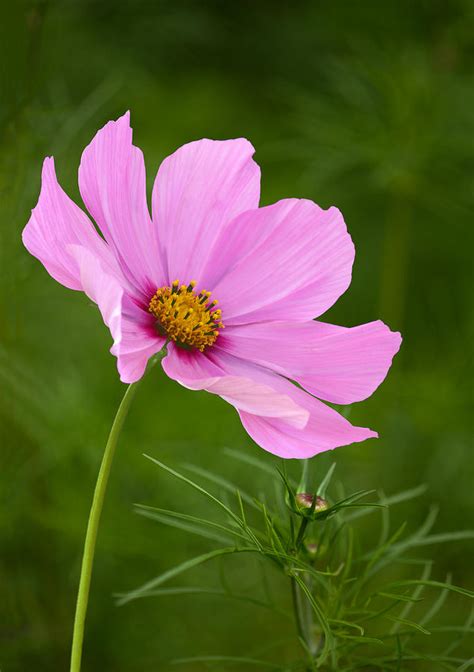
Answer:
[{"left": 23, "top": 112, "right": 401, "bottom": 459}]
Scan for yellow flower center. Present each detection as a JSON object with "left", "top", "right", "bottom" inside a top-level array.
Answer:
[{"left": 148, "top": 280, "right": 224, "bottom": 352}]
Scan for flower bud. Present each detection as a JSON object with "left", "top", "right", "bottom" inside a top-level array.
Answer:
[
  {"left": 295, "top": 492, "right": 329, "bottom": 512},
  {"left": 304, "top": 538, "right": 318, "bottom": 558}
]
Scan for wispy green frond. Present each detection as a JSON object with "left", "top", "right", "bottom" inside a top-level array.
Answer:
[
  {"left": 385, "top": 615, "right": 431, "bottom": 635},
  {"left": 223, "top": 447, "right": 278, "bottom": 477},
  {"left": 316, "top": 463, "right": 336, "bottom": 499},
  {"left": 135, "top": 505, "right": 243, "bottom": 544},
  {"left": 171, "top": 654, "right": 284, "bottom": 668},
  {"left": 116, "top": 547, "right": 252, "bottom": 606},
  {"left": 136, "top": 586, "right": 291, "bottom": 619},
  {"left": 386, "top": 579, "right": 473, "bottom": 599},
  {"left": 182, "top": 462, "right": 261, "bottom": 511}
]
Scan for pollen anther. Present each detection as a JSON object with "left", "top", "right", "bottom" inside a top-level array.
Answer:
[{"left": 148, "top": 281, "right": 223, "bottom": 352}]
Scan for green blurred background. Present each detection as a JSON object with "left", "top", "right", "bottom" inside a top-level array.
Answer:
[{"left": 1, "top": 1, "right": 473, "bottom": 669}]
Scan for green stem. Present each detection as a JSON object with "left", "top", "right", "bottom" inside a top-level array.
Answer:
[
  {"left": 291, "top": 575, "right": 314, "bottom": 671},
  {"left": 292, "top": 516, "right": 319, "bottom": 669},
  {"left": 69, "top": 382, "right": 140, "bottom": 672},
  {"left": 291, "top": 574, "right": 308, "bottom": 644},
  {"left": 295, "top": 516, "right": 310, "bottom": 550}
]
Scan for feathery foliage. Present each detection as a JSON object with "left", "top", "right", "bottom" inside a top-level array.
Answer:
[{"left": 118, "top": 454, "right": 473, "bottom": 670}]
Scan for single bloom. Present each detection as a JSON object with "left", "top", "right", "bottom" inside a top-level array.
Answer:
[{"left": 23, "top": 112, "right": 402, "bottom": 459}]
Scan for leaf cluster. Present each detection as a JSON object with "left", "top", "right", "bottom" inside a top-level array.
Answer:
[{"left": 116, "top": 453, "right": 473, "bottom": 671}]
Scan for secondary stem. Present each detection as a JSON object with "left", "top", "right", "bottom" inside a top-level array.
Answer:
[
  {"left": 291, "top": 574, "right": 307, "bottom": 642},
  {"left": 292, "top": 515, "right": 317, "bottom": 669},
  {"left": 69, "top": 382, "right": 139, "bottom": 672},
  {"left": 291, "top": 575, "right": 315, "bottom": 671},
  {"left": 295, "top": 516, "right": 310, "bottom": 550}
]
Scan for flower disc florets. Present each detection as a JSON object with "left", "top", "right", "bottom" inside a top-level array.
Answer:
[{"left": 148, "top": 280, "right": 224, "bottom": 351}]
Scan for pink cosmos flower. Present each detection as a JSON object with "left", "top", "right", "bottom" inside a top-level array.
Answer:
[{"left": 23, "top": 112, "right": 401, "bottom": 459}]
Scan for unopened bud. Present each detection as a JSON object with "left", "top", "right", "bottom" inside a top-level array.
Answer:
[
  {"left": 295, "top": 493, "right": 329, "bottom": 512},
  {"left": 304, "top": 538, "right": 318, "bottom": 558}
]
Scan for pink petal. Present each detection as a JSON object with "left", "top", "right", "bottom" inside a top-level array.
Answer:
[
  {"left": 162, "top": 344, "right": 308, "bottom": 429},
  {"left": 152, "top": 138, "right": 260, "bottom": 284},
  {"left": 70, "top": 245, "right": 165, "bottom": 383},
  {"left": 216, "top": 352, "right": 377, "bottom": 459},
  {"left": 240, "top": 402, "right": 376, "bottom": 459},
  {"left": 70, "top": 245, "right": 123, "bottom": 340},
  {"left": 161, "top": 343, "right": 224, "bottom": 388},
  {"left": 163, "top": 346, "right": 375, "bottom": 458},
  {"left": 22, "top": 157, "right": 119, "bottom": 291},
  {"left": 217, "top": 320, "right": 402, "bottom": 404},
  {"left": 111, "top": 298, "right": 166, "bottom": 384},
  {"left": 79, "top": 112, "right": 164, "bottom": 298},
  {"left": 203, "top": 199, "right": 354, "bottom": 324}
]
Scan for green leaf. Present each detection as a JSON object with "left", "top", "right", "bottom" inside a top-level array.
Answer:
[
  {"left": 182, "top": 462, "right": 261, "bottom": 512},
  {"left": 431, "top": 626, "right": 474, "bottom": 634},
  {"left": 443, "top": 604, "right": 474, "bottom": 657},
  {"left": 316, "top": 462, "right": 336, "bottom": 499},
  {"left": 389, "top": 562, "right": 432, "bottom": 634},
  {"left": 328, "top": 618, "right": 364, "bottom": 635},
  {"left": 260, "top": 502, "right": 287, "bottom": 557},
  {"left": 223, "top": 447, "right": 277, "bottom": 477},
  {"left": 377, "top": 592, "right": 424, "bottom": 603},
  {"left": 144, "top": 455, "right": 262, "bottom": 548},
  {"left": 371, "top": 507, "right": 438, "bottom": 570},
  {"left": 362, "top": 522, "right": 407, "bottom": 580},
  {"left": 387, "top": 579, "right": 474, "bottom": 599},
  {"left": 457, "top": 656, "right": 474, "bottom": 672},
  {"left": 420, "top": 574, "right": 451, "bottom": 625},
  {"left": 137, "top": 586, "right": 292, "bottom": 619},
  {"left": 345, "top": 484, "right": 427, "bottom": 522},
  {"left": 297, "top": 458, "right": 310, "bottom": 493},
  {"left": 337, "top": 634, "right": 385, "bottom": 645},
  {"left": 395, "top": 634, "right": 403, "bottom": 672},
  {"left": 116, "top": 547, "right": 253, "bottom": 605},
  {"left": 409, "top": 530, "right": 474, "bottom": 546},
  {"left": 319, "top": 489, "right": 377, "bottom": 520},
  {"left": 171, "top": 655, "right": 283, "bottom": 668},
  {"left": 385, "top": 615, "right": 431, "bottom": 635},
  {"left": 276, "top": 465, "right": 297, "bottom": 511},
  {"left": 135, "top": 505, "right": 244, "bottom": 544},
  {"left": 145, "top": 454, "right": 236, "bottom": 517}
]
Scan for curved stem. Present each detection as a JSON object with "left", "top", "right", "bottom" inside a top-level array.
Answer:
[{"left": 70, "top": 382, "right": 140, "bottom": 672}]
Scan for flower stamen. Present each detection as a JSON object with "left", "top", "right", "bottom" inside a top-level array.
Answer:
[{"left": 148, "top": 280, "right": 224, "bottom": 352}]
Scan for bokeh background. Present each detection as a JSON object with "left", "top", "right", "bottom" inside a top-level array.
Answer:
[{"left": 1, "top": 1, "right": 473, "bottom": 670}]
